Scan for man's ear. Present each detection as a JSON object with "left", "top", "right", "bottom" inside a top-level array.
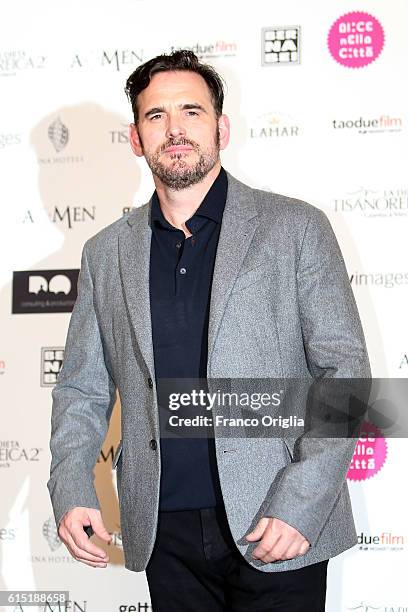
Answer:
[
  {"left": 129, "top": 123, "right": 144, "bottom": 157},
  {"left": 218, "top": 114, "right": 230, "bottom": 151}
]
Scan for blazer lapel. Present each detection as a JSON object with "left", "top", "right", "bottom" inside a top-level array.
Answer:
[
  {"left": 207, "top": 172, "right": 259, "bottom": 371},
  {"left": 118, "top": 201, "right": 155, "bottom": 378},
  {"left": 117, "top": 172, "right": 259, "bottom": 379}
]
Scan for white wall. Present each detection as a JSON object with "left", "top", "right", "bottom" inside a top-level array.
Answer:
[{"left": 1, "top": 1, "right": 407, "bottom": 610}]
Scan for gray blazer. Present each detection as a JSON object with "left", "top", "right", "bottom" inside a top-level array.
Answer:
[{"left": 47, "top": 170, "right": 371, "bottom": 573}]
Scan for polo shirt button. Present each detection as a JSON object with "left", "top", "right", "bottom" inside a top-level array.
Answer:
[
  {"left": 147, "top": 377, "right": 153, "bottom": 389},
  {"left": 149, "top": 439, "right": 157, "bottom": 450},
  {"left": 180, "top": 267, "right": 187, "bottom": 274}
]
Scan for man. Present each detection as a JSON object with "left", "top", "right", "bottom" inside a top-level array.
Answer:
[{"left": 47, "top": 50, "right": 371, "bottom": 611}]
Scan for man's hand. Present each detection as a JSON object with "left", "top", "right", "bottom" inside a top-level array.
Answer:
[
  {"left": 58, "top": 507, "right": 112, "bottom": 568},
  {"left": 245, "top": 517, "right": 310, "bottom": 563}
]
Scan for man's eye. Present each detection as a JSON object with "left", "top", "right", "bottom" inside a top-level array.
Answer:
[
  {"left": 150, "top": 114, "right": 162, "bottom": 120},
  {"left": 186, "top": 111, "right": 199, "bottom": 116}
]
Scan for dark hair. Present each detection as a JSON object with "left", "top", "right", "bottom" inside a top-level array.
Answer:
[{"left": 125, "top": 50, "right": 225, "bottom": 123}]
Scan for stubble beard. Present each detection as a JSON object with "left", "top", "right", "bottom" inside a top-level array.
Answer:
[{"left": 141, "top": 129, "right": 220, "bottom": 190}]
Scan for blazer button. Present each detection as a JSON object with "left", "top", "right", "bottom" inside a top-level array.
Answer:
[
  {"left": 147, "top": 377, "right": 153, "bottom": 389},
  {"left": 149, "top": 439, "right": 157, "bottom": 450}
]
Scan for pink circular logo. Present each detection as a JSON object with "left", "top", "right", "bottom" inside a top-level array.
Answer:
[
  {"left": 328, "top": 11, "right": 385, "bottom": 68},
  {"left": 347, "top": 421, "right": 387, "bottom": 481}
]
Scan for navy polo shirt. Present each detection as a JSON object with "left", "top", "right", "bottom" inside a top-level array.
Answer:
[{"left": 149, "top": 166, "right": 227, "bottom": 511}]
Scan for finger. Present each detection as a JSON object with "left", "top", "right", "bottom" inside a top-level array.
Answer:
[
  {"left": 261, "top": 536, "right": 310, "bottom": 563},
  {"left": 282, "top": 541, "right": 303, "bottom": 560},
  {"left": 299, "top": 540, "right": 311, "bottom": 555},
  {"left": 88, "top": 514, "right": 112, "bottom": 543},
  {"left": 74, "top": 555, "right": 108, "bottom": 568},
  {"left": 68, "top": 523, "right": 109, "bottom": 560},
  {"left": 65, "top": 530, "right": 109, "bottom": 564},
  {"left": 259, "top": 541, "right": 289, "bottom": 563},
  {"left": 255, "top": 530, "right": 298, "bottom": 563},
  {"left": 69, "top": 546, "right": 108, "bottom": 568},
  {"left": 246, "top": 518, "right": 270, "bottom": 542},
  {"left": 252, "top": 531, "right": 282, "bottom": 560},
  {"left": 260, "top": 548, "right": 289, "bottom": 563}
]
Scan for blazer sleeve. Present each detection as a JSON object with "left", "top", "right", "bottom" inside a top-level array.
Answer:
[
  {"left": 47, "top": 240, "right": 117, "bottom": 530},
  {"left": 263, "top": 207, "right": 372, "bottom": 545}
]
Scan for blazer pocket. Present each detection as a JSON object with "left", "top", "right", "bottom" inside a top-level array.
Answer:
[
  {"left": 112, "top": 440, "right": 123, "bottom": 469},
  {"left": 231, "top": 263, "right": 271, "bottom": 294}
]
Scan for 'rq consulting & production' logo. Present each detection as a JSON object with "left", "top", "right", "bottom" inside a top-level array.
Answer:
[{"left": 12, "top": 269, "right": 79, "bottom": 314}]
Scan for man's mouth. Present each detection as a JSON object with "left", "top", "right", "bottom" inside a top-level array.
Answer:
[{"left": 163, "top": 144, "right": 194, "bottom": 153}]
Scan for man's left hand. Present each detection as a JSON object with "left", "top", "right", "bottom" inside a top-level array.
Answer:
[{"left": 245, "top": 517, "right": 310, "bottom": 563}]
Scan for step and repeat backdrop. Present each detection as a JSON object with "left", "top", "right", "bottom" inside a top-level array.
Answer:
[{"left": 1, "top": 0, "right": 407, "bottom": 610}]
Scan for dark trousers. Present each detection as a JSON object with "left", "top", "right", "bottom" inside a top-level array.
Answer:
[{"left": 145, "top": 504, "right": 328, "bottom": 611}]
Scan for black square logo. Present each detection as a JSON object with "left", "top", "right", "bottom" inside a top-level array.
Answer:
[{"left": 12, "top": 269, "right": 79, "bottom": 314}]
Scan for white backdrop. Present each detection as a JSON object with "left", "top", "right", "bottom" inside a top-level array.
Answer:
[{"left": 1, "top": 1, "right": 407, "bottom": 610}]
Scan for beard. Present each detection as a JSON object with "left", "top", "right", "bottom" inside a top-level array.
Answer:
[{"left": 140, "top": 128, "right": 220, "bottom": 190}]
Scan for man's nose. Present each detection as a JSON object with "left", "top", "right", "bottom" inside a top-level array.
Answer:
[{"left": 165, "top": 116, "right": 186, "bottom": 139}]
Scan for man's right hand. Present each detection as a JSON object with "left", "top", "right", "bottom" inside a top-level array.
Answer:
[{"left": 58, "top": 507, "right": 112, "bottom": 568}]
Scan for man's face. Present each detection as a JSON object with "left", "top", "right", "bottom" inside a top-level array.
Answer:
[{"left": 129, "top": 70, "right": 230, "bottom": 190}]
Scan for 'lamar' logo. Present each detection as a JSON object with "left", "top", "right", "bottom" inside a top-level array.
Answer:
[
  {"left": 249, "top": 112, "right": 300, "bottom": 139},
  {"left": 12, "top": 269, "right": 79, "bottom": 314}
]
